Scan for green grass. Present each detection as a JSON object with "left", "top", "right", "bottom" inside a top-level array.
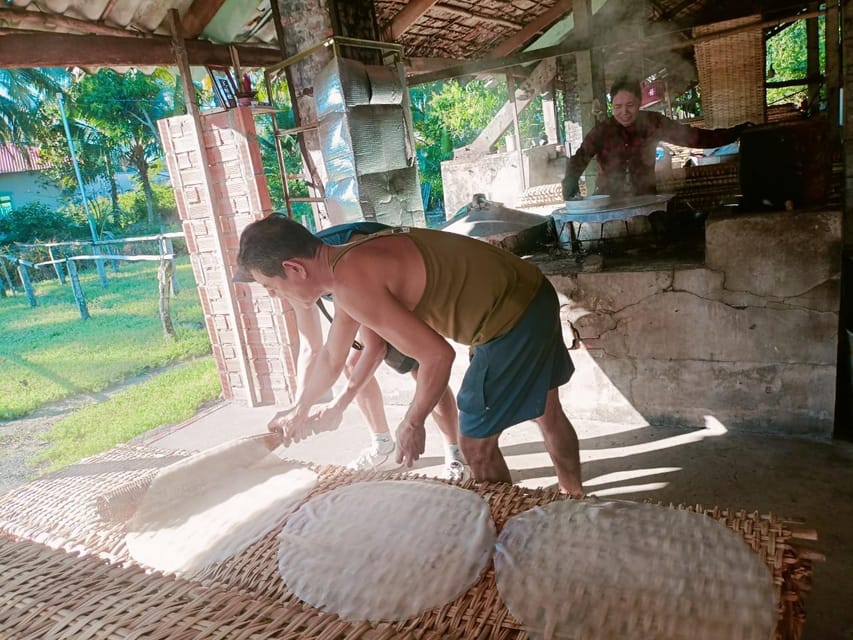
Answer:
[
  {"left": 36, "top": 357, "right": 220, "bottom": 471},
  {"left": 0, "top": 258, "right": 214, "bottom": 420}
]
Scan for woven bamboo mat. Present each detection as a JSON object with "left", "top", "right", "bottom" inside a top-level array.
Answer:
[{"left": 0, "top": 444, "right": 814, "bottom": 640}]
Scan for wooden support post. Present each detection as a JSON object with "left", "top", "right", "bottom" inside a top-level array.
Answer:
[
  {"left": 47, "top": 246, "right": 65, "bottom": 284},
  {"left": 65, "top": 258, "right": 90, "bottom": 320},
  {"left": 17, "top": 263, "right": 36, "bottom": 308},
  {"left": 158, "top": 259, "right": 176, "bottom": 338},
  {"left": 506, "top": 72, "right": 527, "bottom": 190},
  {"left": 807, "top": 3, "right": 821, "bottom": 115},
  {"left": 826, "top": 0, "right": 841, "bottom": 133},
  {"left": 573, "top": 0, "right": 605, "bottom": 194},
  {"left": 169, "top": 8, "right": 258, "bottom": 404},
  {"left": 542, "top": 84, "right": 560, "bottom": 144}
]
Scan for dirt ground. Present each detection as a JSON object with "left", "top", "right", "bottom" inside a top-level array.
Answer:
[
  {"left": 0, "top": 396, "right": 83, "bottom": 492},
  {"left": 0, "top": 365, "right": 208, "bottom": 493}
]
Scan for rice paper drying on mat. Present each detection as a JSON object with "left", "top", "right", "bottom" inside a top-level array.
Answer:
[
  {"left": 125, "top": 435, "right": 317, "bottom": 576},
  {"left": 495, "top": 499, "right": 777, "bottom": 640},
  {"left": 278, "top": 480, "right": 496, "bottom": 622}
]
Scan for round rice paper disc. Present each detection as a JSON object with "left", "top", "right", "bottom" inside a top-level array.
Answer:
[
  {"left": 495, "top": 499, "right": 776, "bottom": 640},
  {"left": 126, "top": 435, "right": 317, "bottom": 575},
  {"left": 278, "top": 480, "right": 496, "bottom": 622}
]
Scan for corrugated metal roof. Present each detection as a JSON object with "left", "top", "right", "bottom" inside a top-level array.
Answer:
[{"left": 0, "top": 145, "right": 50, "bottom": 175}]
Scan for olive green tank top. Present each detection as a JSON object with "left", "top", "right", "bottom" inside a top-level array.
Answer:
[{"left": 329, "top": 227, "right": 543, "bottom": 346}]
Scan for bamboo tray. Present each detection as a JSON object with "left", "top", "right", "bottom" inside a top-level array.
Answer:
[{"left": 0, "top": 443, "right": 815, "bottom": 640}]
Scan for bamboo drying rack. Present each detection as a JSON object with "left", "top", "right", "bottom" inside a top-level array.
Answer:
[{"left": 0, "top": 443, "right": 815, "bottom": 640}]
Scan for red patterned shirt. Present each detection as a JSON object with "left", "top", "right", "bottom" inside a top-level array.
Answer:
[{"left": 566, "top": 111, "right": 741, "bottom": 196}]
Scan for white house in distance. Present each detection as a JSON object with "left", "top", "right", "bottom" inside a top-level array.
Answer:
[{"left": 0, "top": 144, "right": 62, "bottom": 214}]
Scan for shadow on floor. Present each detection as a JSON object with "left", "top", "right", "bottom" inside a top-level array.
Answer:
[{"left": 502, "top": 423, "right": 853, "bottom": 640}]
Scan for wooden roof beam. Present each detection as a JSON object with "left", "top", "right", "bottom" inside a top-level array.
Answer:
[
  {"left": 181, "top": 0, "right": 229, "bottom": 39},
  {"left": 0, "top": 32, "right": 282, "bottom": 69},
  {"left": 434, "top": 5, "right": 522, "bottom": 30},
  {"left": 385, "top": 0, "right": 441, "bottom": 40},
  {"left": 488, "top": 0, "right": 573, "bottom": 58},
  {"left": 0, "top": 5, "right": 132, "bottom": 37}
]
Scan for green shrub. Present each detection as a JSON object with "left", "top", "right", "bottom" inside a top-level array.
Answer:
[{"left": 0, "top": 201, "right": 83, "bottom": 246}]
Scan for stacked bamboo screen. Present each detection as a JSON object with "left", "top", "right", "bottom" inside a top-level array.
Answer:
[
  {"left": 693, "top": 16, "right": 767, "bottom": 128},
  {"left": 0, "top": 443, "right": 814, "bottom": 640}
]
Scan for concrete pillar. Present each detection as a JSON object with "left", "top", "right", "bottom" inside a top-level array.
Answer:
[
  {"left": 276, "top": 0, "right": 335, "bottom": 229},
  {"left": 542, "top": 87, "right": 560, "bottom": 144},
  {"left": 328, "top": 0, "right": 382, "bottom": 63},
  {"left": 573, "top": 0, "right": 606, "bottom": 194},
  {"left": 274, "top": 0, "right": 384, "bottom": 230},
  {"left": 159, "top": 108, "right": 298, "bottom": 406}
]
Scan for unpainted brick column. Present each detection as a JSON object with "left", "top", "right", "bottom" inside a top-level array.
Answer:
[{"left": 159, "top": 107, "right": 299, "bottom": 406}]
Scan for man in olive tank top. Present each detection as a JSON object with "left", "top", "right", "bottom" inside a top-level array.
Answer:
[{"left": 237, "top": 215, "right": 583, "bottom": 496}]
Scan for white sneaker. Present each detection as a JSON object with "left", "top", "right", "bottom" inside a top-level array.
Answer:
[
  {"left": 347, "top": 442, "right": 399, "bottom": 472},
  {"left": 443, "top": 460, "right": 469, "bottom": 482}
]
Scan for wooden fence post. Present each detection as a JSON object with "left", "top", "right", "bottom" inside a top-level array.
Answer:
[
  {"left": 92, "top": 244, "right": 109, "bottom": 289},
  {"left": 107, "top": 244, "right": 119, "bottom": 272},
  {"left": 158, "top": 258, "right": 175, "bottom": 337},
  {"left": 47, "top": 246, "right": 66, "bottom": 284},
  {"left": 17, "top": 263, "right": 36, "bottom": 307},
  {"left": 66, "top": 258, "right": 90, "bottom": 320},
  {"left": 161, "top": 236, "right": 180, "bottom": 295},
  {"left": 0, "top": 258, "right": 13, "bottom": 294}
]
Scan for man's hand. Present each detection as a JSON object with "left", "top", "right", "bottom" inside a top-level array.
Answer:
[
  {"left": 561, "top": 176, "right": 580, "bottom": 200},
  {"left": 267, "top": 406, "right": 308, "bottom": 447},
  {"left": 301, "top": 403, "right": 345, "bottom": 436},
  {"left": 395, "top": 417, "right": 426, "bottom": 467}
]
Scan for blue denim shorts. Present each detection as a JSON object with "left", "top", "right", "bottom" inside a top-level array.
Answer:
[{"left": 457, "top": 279, "right": 574, "bottom": 439}]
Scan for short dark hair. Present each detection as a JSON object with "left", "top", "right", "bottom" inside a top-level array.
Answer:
[
  {"left": 236, "top": 214, "right": 322, "bottom": 281},
  {"left": 609, "top": 77, "right": 642, "bottom": 100}
]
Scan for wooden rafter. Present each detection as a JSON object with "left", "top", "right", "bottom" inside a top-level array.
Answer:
[
  {"left": 386, "top": 0, "right": 441, "bottom": 40},
  {"left": 434, "top": 5, "right": 522, "bottom": 30},
  {"left": 405, "top": 56, "right": 465, "bottom": 74},
  {"left": 181, "top": 0, "right": 229, "bottom": 39},
  {"left": 488, "top": 0, "right": 572, "bottom": 58},
  {"left": 0, "top": 6, "right": 133, "bottom": 38},
  {"left": 658, "top": 0, "right": 698, "bottom": 21},
  {"left": 0, "top": 32, "right": 282, "bottom": 69}
]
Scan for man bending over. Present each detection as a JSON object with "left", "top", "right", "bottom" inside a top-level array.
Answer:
[{"left": 237, "top": 216, "right": 583, "bottom": 496}]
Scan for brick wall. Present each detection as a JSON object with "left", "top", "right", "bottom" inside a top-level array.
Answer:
[{"left": 159, "top": 107, "right": 298, "bottom": 407}]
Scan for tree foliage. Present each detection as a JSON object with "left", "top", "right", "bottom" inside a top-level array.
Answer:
[
  {"left": 766, "top": 17, "right": 826, "bottom": 107},
  {"left": 72, "top": 69, "right": 176, "bottom": 226},
  {"left": 0, "top": 68, "right": 68, "bottom": 146},
  {"left": 411, "top": 79, "right": 545, "bottom": 210}
]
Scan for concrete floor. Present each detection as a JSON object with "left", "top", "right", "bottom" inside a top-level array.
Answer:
[{"left": 139, "top": 344, "right": 853, "bottom": 640}]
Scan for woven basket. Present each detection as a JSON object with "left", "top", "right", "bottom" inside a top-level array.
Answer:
[
  {"left": 0, "top": 444, "right": 814, "bottom": 640},
  {"left": 694, "top": 15, "right": 766, "bottom": 128}
]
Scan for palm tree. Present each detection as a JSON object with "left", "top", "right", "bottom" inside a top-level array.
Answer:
[{"left": 0, "top": 68, "right": 69, "bottom": 147}]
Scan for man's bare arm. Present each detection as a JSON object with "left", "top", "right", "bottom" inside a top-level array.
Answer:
[
  {"left": 292, "top": 303, "right": 324, "bottom": 400},
  {"left": 268, "top": 305, "right": 361, "bottom": 441},
  {"left": 329, "top": 327, "right": 387, "bottom": 413},
  {"left": 334, "top": 272, "right": 455, "bottom": 466}
]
